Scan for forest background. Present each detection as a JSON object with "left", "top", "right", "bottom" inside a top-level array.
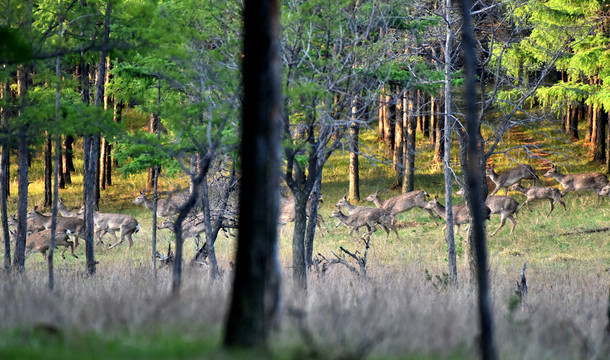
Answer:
[{"left": 0, "top": 0, "right": 609, "bottom": 359}]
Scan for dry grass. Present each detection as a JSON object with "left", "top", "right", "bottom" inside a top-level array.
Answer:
[
  {"left": 0, "top": 124, "right": 609, "bottom": 359},
  {"left": 0, "top": 261, "right": 607, "bottom": 359}
]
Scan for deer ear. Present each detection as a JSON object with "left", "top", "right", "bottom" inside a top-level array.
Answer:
[
  {"left": 34, "top": 205, "right": 39, "bottom": 211},
  {"left": 434, "top": 195, "right": 439, "bottom": 200}
]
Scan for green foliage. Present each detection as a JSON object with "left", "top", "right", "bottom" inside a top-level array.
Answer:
[{"left": 113, "top": 131, "right": 182, "bottom": 178}]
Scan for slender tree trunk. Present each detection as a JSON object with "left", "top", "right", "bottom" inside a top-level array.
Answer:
[
  {"left": 404, "top": 93, "right": 416, "bottom": 192},
  {"left": 304, "top": 170, "right": 322, "bottom": 268},
  {"left": 49, "top": 7, "right": 63, "bottom": 289},
  {"left": 201, "top": 173, "right": 219, "bottom": 275},
  {"left": 62, "top": 135, "right": 74, "bottom": 185},
  {"left": 384, "top": 91, "right": 394, "bottom": 153},
  {"left": 606, "top": 110, "right": 610, "bottom": 173},
  {"left": 430, "top": 94, "right": 436, "bottom": 145},
  {"left": 44, "top": 135, "right": 52, "bottom": 208},
  {"left": 348, "top": 98, "right": 360, "bottom": 201},
  {"left": 394, "top": 90, "right": 404, "bottom": 187},
  {"left": 1, "top": 77, "right": 11, "bottom": 270},
  {"left": 459, "top": 0, "right": 496, "bottom": 358},
  {"left": 378, "top": 88, "right": 385, "bottom": 141},
  {"left": 593, "top": 106, "right": 606, "bottom": 161},
  {"left": 434, "top": 92, "right": 444, "bottom": 164},
  {"left": 444, "top": 0, "right": 457, "bottom": 282},
  {"left": 225, "top": 0, "right": 281, "bottom": 347}
]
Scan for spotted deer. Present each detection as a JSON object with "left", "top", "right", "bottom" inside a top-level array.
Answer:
[
  {"left": 486, "top": 164, "right": 540, "bottom": 196},
  {"left": 363, "top": 190, "right": 438, "bottom": 225},
  {"left": 132, "top": 190, "right": 189, "bottom": 218},
  {"left": 543, "top": 165, "right": 609, "bottom": 197},
  {"left": 455, "top": 188, "right": 519, "bottom": 236},
  {"left": 424, "top": 195, "right": 491, "bottom": 235},
  {"left": 278, "top": 194, "right": 327, "bottom": 236},
  {"left": 329, "top": 207, "right": 399, "bottom": 241},
  {"left": 9, "top": 227, "right": 77, "bottom": 259},
  {"left": 27, "top": 206, "right": 85, "bottom": 248},
  {"left": 510, "top": 183, "right": 566, "bottom": 216}
]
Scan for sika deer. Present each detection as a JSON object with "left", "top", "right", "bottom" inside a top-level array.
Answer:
[
  {"left": 278, "top": 194, "right": 327, "bottom": 236},
  {"left": 486, "top": 164, "right": 540, "bottom": 196},
  {"left": 484, "top": 195, "right": 519, "bottom": 236},
  {"left": 9, "top": 228, "right": 77, "bottom": 259},
  {"left": 28, "top": 206, "right": 85, "bottom": 248},
  {"left": 58, "top": 198, "right": 82, "bottom": 218},
  {"left": 158, "top": 216, "right": 206, "bottom": 249},
  {"left": 542, "top": 165, "right": 609, "bottom": 197},
  {"left": 424, "top": 195, "right": 491, "bottom": 235},
  {"left": 76, "top": 207, "right": 140, "bottom": 249},
  {"left": 510, "top": 183, "right": 566, "bottom": 217},
  {"left": 8, "top": 214, "right": 46, "bottom": 234},
  {"left": 364, "top": 190, "right": 438, "bottom": 225},
  {"left": 132, "top": 190, "right": 188, "bottom": 218},
  {"left": 329, "top": 207, "right": 399, "bottom": 241},
  {"left": 455, "top": 189, "right": 519, "bottom": 236}
]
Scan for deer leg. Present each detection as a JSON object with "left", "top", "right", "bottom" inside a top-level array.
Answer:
[
  {"left": 67, "top": 242, "right": 77, "bottom": 258},
  {"left": 559, "top": 198, "right": 566, "bottom": 211},
  {"left": 390, "top": 223, "right": 400, "bottom": 241},
  {"left": 425, "top": 209, "right": 439, "bottom": 225},
  {"left": 108, "top": 233, "right": 124, "bottom": 250},
  {"left": 490, "top": 215, "right": 507, "bottom": 237},
  {"left": 508, "top": 215, "right": 517, "bottom": 234},
  {"left": 546, "top": 199, "right": 555, "bottom": 217}
]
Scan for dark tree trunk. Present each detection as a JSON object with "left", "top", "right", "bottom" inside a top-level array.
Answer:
[
  {"left": 383, "top": 90, "right": 394, "bottom": 153},
  {"left": 14, "top": 130, "right": 28, "bottom": 271},
  {"left": 393, "top": 90, "right": 404, "bottom": 187},
  {"left": 378, "top": 91, "right": 385, "bottom": 141},
  {"left": 63, "top": 135, "right": 74, "bottom": 186},
  {"left": 1, "top": 78, "right": 11, "bottom": 270},
  {"left": 606, "top": 110, "right": 610, "bottom": 173},
  {"left": 305, "top": 169, "right": 323, "bottom": 267},
  {"left": 58, "top": 140, "right": 65, "bottom": 189},
  {"left": 404, "top": 93, "right": 417, "bottom": 192},
  {"left": 147, "top": 113, "right": 158, "bottom": 190},
  {"left": 200, "top": 173, "right": 219, "bottom": 275},
  {"left": 14, "top": 59, "right": 32, "bottom": 272},
  {"left": 224, "top": 0, "right": 281, "bottom": 348},
  {"left": 593, "top": 107, "right": 606, "bottom": 161},
  {"left": 459, "top": 0, "right": 497, "bottom": 358},
  {"left": 44, "top": 135, "right": 52, "bottom": 208},
  {"left": 568, "top": 101, "right": 580, "bottom": 139},
  {"left": 83, "top": 136, "right": 96, "bottom": 275},
  {"left": 434, "top": 92, "right": 444, "bottom": 164}
]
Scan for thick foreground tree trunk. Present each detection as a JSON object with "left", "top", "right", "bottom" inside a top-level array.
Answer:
[{"left": 224, "top": 0, "right": 281, "bottom": 349}]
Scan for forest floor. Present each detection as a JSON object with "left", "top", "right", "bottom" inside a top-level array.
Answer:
[{"left": 0, "top": 119, "right": 609, "bottom": 359}]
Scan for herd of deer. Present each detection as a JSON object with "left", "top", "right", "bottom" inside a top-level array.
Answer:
[
  {"left": 321, "top": 163, "right": 610, "bottom": 241},
  {"left": 6, "top": 161, "right": 610, "bottom": 260}
]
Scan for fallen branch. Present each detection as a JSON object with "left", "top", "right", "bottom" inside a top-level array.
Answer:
[
  {"left": 313, "top": 237, "right": 370, "bottom": 277},
  {"left": 557, "top": 227, "right": 610, "bottom": 236}
]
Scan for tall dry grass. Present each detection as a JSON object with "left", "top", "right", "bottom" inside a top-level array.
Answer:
[{"left": 0, "top": 258, "right": 607, "bottom": 359}]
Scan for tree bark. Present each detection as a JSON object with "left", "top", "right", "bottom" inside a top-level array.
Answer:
[
  {"left": 0, "top": 78, "right": 10, "bottom": 270},
  {"left": 394, "top": 90, "right": 404, "bottom": 187},
  {"left": 348, "top": 98, "right": 360, "bottom": 201},
  {"left": 224, "top": 0, "right": 281, "bottom": 348},
  {"left": 434, "top": 91, "right": 444, "bottom": 164},
  {"left": 459, "top": 0, "right": 496, "bottom": 358},
  {"left": 444, "top": 0, "right": 457, "bottom": 282},
  {"left": 593, "top": 106, "right": 606, "bottom": 161},
  {"left": 404, "top": 93, "right": 416, "bottom": 192},
  {"left": 62, "top": 135, "right": 74, "bottom": 185},
  {"left": 44, "top": 135, "right": 52, "bottom": 208}
]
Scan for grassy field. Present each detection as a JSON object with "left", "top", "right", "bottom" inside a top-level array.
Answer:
[{"left": 0, "top": 119, "right": 609, "bottom": 359}]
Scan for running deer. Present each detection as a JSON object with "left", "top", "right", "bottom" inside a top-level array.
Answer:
[
  {"left": 278, "top": 194, "right": 327, "bottom": 236},
  {"left": 158, "top": 216, "right": 206, "bottom": 249},
  {"left": 28, "top": 206, "right": 85, "bottom": 248},
  {"left": 486, "top": 164, "right": 540, "bottom": 196},
  {"left": 510, "top": 183, "right": 566, "bottom": 217},
  {"left": 77, "top": 207, "right": 140, "bottom": 249},
  {"left": 542, "top": 165, "right": 609, "bottom": 197},
  {"left": 9, "top": 228, "right": 77, "bottom": 259},
  {"left": 455, "top": 188, "right": 519, "bottom": 236},
  {"left": 424, "top": 195, "right": 491, "bottom": 235},
  {"left": 58, "top": 198, "right": 82, "bottom": 218},
  {"left": 363, "top": 190, "right": 438, "bottom": 225},
  {"left": 8, "top": 214, "right": 46, "bottom": 234},
  {"left": 329, "top": 207, "right": 399, "bottom": 241},
  {"left": 484, "top": 195, "right": 519, "bottom": 236},
  {"left": 132, "top": 190, "right": 188, "bottom": 218}
]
